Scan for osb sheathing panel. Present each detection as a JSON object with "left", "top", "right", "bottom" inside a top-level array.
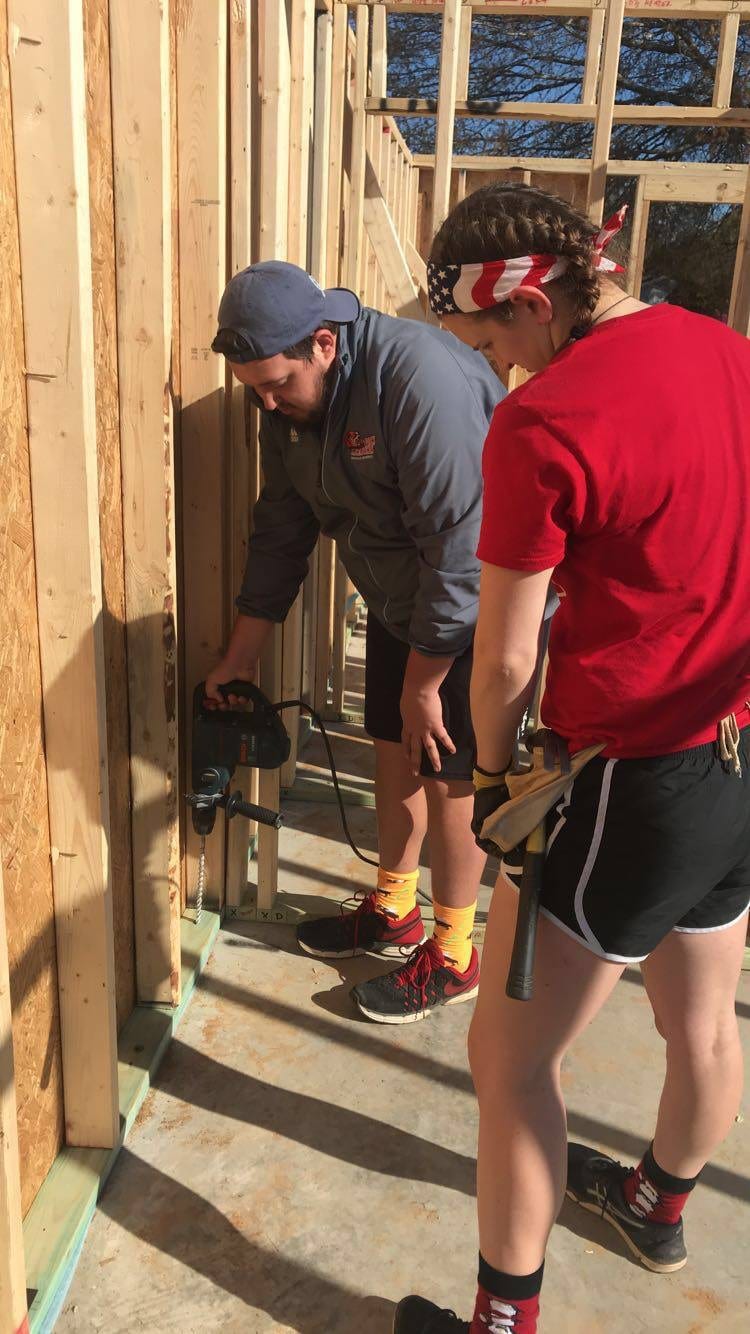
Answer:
[
  {"left": 0, "top": 7, "right": 65, "bottom": 1216},
  {"left": 83, "top": 0, "right": 136, "bottom": 1030}
]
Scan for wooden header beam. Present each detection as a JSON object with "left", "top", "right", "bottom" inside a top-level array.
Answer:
[
  {"left": 412, "top": 154, "right": 748, "bottom": 180},
  {"left": 413, "top": 156, "right": 748, "bottom": 201},
  {"left": 367, "top": 98, "right": 750, "bottom": 129},
  {"left": 335, "top": 0, "right": 750, "bottom": 16}
]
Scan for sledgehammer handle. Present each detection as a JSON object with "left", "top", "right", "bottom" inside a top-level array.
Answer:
[{"left": 505, "top": 820, "right": 546, "bottom": 1002}]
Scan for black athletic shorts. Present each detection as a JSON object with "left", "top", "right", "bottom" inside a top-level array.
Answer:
[
  {"left": 502, "top": 726, "right": 750, "bottom": 963},
  {"left": 363, "top": 612, "right": 476, "bottom": 782}
]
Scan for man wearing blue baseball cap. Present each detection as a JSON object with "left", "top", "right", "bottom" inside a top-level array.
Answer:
[{"left": 209, "top": 260, "right": 505, "bottom": 1024}]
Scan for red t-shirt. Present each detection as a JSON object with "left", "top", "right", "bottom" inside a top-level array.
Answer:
[{"left": 478, "top": 305, "right": 750, "bottom": 757}]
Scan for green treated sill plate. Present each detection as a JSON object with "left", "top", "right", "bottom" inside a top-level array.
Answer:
[{"left": 23, "top": 911, "right": 221, "bottom": 1334}]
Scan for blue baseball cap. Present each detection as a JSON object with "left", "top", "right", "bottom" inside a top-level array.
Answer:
[{"left": 212, "top": 260, "right": 361, "bottom": 362}]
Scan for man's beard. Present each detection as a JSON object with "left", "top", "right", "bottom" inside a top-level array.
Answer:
[{"left": 283, "top": 360, "right": 337, "bottom": 428}]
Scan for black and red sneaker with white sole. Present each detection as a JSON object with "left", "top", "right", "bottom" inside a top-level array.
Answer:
[
  {"left": 566, "top": 1143, "right": 688, "bottom": 1274},
  {"left": 351, "top": 937, "right": 480, "bottom": 1024},
  {"left": 296, "top": 892, "right": 426, "bottom": 960}
]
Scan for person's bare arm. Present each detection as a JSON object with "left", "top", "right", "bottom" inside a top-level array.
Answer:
[{"left": 471, "top": 564, "right": 553, "bottom": 774}]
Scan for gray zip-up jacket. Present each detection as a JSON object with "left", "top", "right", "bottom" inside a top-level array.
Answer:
[{"left": 237, "top": 307, "right": 505, "bottom": 656}]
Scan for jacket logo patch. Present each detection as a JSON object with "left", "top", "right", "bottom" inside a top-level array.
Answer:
[{"left": 344, "top": 430, "right": 376, "bottom": 460}]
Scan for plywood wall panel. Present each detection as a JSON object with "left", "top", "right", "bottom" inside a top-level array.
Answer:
[{"left": 0, "top": 4, "right": 64, "bottom": 1215}]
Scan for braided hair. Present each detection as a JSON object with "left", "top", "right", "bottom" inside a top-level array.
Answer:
[{"left": 430, "top": 183, "right": 613, "bottom": 328}]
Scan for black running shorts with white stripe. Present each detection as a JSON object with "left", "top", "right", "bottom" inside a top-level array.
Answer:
[{"left": 502, "top": 727, "right": 750, "bottom": 963}]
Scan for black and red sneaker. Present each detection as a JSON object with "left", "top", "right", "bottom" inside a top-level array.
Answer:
[
  {"left": 393, "top": 1296, "right": 468, "bottom": 1333},
  {"left": 351, "top": 937, "right": 480, "bottom": 1024},
  {"left": 566, "top": 1143, "right": 688, "bottom": 1274},
  {"left": 296, "top": 892, "right": 426, "bottom": 960},
  {"left": 394, "top": 1293, "right": 537, "bottom": 1333}
]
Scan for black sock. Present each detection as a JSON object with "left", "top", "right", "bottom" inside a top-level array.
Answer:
[
  {"left": 477, "top": 1255, "right": 544, "bottom": 1301},
  {"left": 645, "top": 1143, "right": 699, "bottom": 1195}
]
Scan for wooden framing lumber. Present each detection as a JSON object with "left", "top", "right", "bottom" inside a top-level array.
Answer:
[
  {"left": 344, "top": 5, "right": 369, "bottom": 294},
  {"left": 370, "top": 3, "right": 388, "bottom": 306},
  {"left": 400, "top": 153, "right": 411, "bottom": 244},
  {"left": 8, "top": 0, "right": 119, "bottom": 1147},
  {"left": 83, "top": 0, "right": 135, "bottom": 1034},
  {"left": 257, "top": 0, "right": 292, "bottom": 909},
  {"left": 582, "top": 6, "right": 605, "bottom": 105},
  {"left": 729, "top": 163, "right": 750, "bottom": 337},
  {"left": 282, "top": 0, "right": 316, "bottom": 792},
  {"left": 177, "top": 0, "right": 229, "bottom": 911},
  {"left": 412, "top": 155, "right": 748, "bottom": 183},
  {"left": 110, "top": 0, "right": 180, "bottom": 1006},
  {"left": 392, "top": 138, "right": 404, "bottom": 242},
  {"left": 327, "top": 2, "right": 349, "bottom": 287},
  {"left": 431, "top": 0, "right": 462, "bottom": 234},
  {"left": 627, "top": 175, "right": 650, "bottom": 298},
  {"left": 225, "top": 0, "right": 255, "bottom": 914},
  {"left": 363, "top": 152, "right": 429, "bottom": 319},
  {"left": 314, "top": 538, "right": 336, "bottom": 713},
  {"left": 0, "top": 857, "right": 28, "bottom": 1334},
  {"left": 289, "top": 0, "right": 316, "bottom": 270},
  {"left": 644, "top": 173, "right": 747, "bottom": 205},
  {"left": 587, "top": 0, "right": 625, "bottom": 223},
  {"left": 337, "top": 1, "right": 750, "bottom": 15},
  {"left": 311, "top": 12, "right": 334, "bottom": 282},
  {"left": 310, "top": 10, "right": 336, "bottom": 713},
  {"left": 408, "top": 165, "right": 419, "bottom": 253},
  {"left": 386, "top": 114, "right": 414, "bottom": 166},
  {"left": 455, "top": 4, "right": 472, "bottom": 204},
  {"left": 406, "top": 238, "right": 429, "bottom": 292},
  {"left": 297, "top": 0, "right": 320, "bottom": 725},
  {"left": 331, "top": 559, "right": 349, "bottom": 715},
  {"left": 713, "top": 13, "right": 740, "bottom": 108},
  {"left": 311, "top": 8, "right": 334, "bottom": 285},
  {"left": 367, "top": 99, "right": 750, "bottom": 129},
  {"left": 308, "top": 9, "right": 336, "bottom": 724}
]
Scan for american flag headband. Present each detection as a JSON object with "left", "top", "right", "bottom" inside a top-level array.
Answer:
[{"left": 427, "top": 207, "right": 627, "bottom": 317}]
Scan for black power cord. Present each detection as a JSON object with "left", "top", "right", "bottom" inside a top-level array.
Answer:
[
  {"left": 274, "top": 699, "right": 379, "bottom": 868},
  {"left": 273, "top": 699, "right": 435, "bottom": 908}
]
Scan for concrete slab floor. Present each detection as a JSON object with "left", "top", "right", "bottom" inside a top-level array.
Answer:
[
  {"left": 57, "top": 624, "right": 749, "bottom": 1334},
  {"left": 57, "top": 917, "right": 749, "bottom": 1331}
]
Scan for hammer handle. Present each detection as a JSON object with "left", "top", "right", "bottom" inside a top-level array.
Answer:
[{"left": 505, "top": 819, "right": 546, "bottom": 1002}]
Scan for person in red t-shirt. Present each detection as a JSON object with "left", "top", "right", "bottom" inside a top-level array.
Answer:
[{"left": 394, "top": 185, "right": 750, "bottom": 1334}]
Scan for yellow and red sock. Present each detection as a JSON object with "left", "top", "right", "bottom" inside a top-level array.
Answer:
[
  {"left": 375, "top": 867, "right": 419, "bottom": 921},
  {"left": 432, "top": 899, "right": 476, "bottom": 974}
]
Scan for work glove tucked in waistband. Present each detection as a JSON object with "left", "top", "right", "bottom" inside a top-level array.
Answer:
[{"left": 472, "top": 765, "right": 510, "bottom": 856}]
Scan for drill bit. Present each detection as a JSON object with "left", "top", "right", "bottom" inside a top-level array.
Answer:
[{"left": 195, "top": 834, "right": 206, "bottom": 924}]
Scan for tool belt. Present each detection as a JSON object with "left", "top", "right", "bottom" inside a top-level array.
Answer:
[
  {"left": 481, "top": 705, "right": 749, "bottom": 857},
  {"left": 480, "top": 730, "right": 604, "bottom": 855}
]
